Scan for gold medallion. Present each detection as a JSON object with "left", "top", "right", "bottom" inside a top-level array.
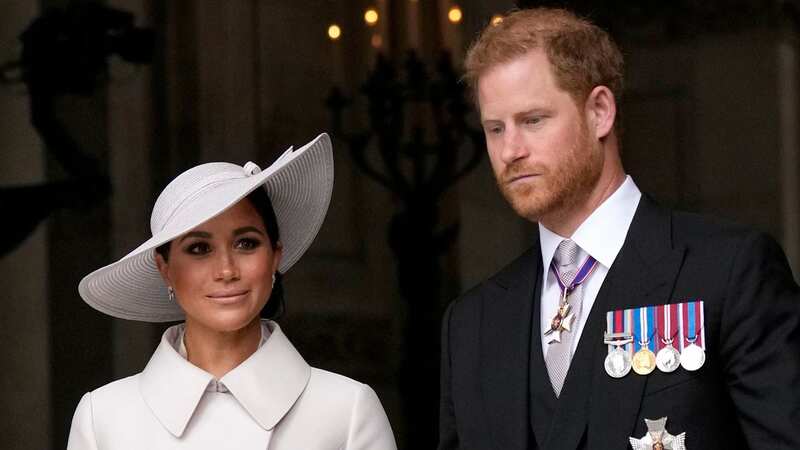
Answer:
[{"left": 631, "top": 348, "right": 656, "bottom": 375}]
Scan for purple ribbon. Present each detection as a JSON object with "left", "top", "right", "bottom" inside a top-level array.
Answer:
[{"left": 549, "top": 254, "right": 598, "bottom": 296}]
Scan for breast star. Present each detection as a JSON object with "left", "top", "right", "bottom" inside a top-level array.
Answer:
[{"left": 628, "top": 417, "right": 686, "bottom": 450}]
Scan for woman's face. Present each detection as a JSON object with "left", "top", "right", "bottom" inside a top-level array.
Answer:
[{"left": 155, "top": 198, "right": 282, "bottom": 333}]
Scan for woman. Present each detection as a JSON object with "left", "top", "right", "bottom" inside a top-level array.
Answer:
[{"left": 68, "top": 134, "right": 397, "bottom": 449}]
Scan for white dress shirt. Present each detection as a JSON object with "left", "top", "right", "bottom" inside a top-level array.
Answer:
[
  {"left": 539, "top": 176, "right": 641, "bottom": 358},
  {"left": 67, "top": 320, "right": 397, "bottom": 450}
]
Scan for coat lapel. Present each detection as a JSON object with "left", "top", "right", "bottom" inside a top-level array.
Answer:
[
  {"left": 139, "top": 324, "right": 216, "bottom": 437},
  {"left": 139, "top": 321, "right": 311, "bottom": 437},
  {"left": 586, "top": 196, "right": 686, "bottom": 447},
  {"left": 222, "top": 321, "right": 311, "bottom": 430},
  {"left": 541, "top": 196, "right": 686, "bottom": 450},
  {"left": 481, "top": 244, "right": 542, "bottom": 450}
]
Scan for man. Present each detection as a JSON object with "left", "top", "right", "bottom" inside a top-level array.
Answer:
[{"left": 439, "top": 8, "right": 800, "bottom": 450}]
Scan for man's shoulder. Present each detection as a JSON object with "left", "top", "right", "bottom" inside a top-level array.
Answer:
[
  {"left": 644, "top": 201, "right": 788, "bottom": 276},
  {"left": 448, "top": 248, "right": 537, "bottom": 312},
  {"left": 666, "top": 206, "right": 776, "bottom": 252},
  {"left": 671, "top": 207, "right": 751, "bottom": 236}
]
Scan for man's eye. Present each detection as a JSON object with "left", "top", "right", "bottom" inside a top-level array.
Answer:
[
  {"left": 186, "top": 242, "right": 211, "bottom": 255},
  {"left": 524, "top": 116, "right": 541, "bottom": 125},
  {"left": 235, "top": 238, "right": 261, "bottom": 251}
]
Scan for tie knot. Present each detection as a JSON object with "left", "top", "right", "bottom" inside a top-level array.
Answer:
[{"left": 555, "top": 239, "right": 579, "bottom": 268}]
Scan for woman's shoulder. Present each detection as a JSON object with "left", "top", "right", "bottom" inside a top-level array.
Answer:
[
  {"left": 272, "top": 368, "right": 396, "bottom": 449},
  {"left": 67, "top": 374, "right": 154, "bottom": 450},
  {"left": 299, "top": 367, "right": 376, "bottom": 409},
  {"left": 78, "top": 373, "right": 144, "bottom": 411},
  {"left": 88, "top": 373, "right": 141, "bottom": 396},
  {"left": 308, "top": 367, "right": 367, "bottom": 390}
]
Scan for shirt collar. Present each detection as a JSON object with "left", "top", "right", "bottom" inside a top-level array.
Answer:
[
  {"left": 175, "top": 323, "right": 271, "bottom": 393},
  {"left": 176, "top": 322, "right": 271, "bottom": 361},
  {"left": 539, "top": 175, "right": 641, "bottom": 269},
  {"left": 139, "top": 320, "right": 311, "bottom": 437}
]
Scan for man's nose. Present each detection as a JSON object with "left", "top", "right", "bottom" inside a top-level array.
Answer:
[{"left": 500, "top": 126, "right": 529, "bottom": 164}]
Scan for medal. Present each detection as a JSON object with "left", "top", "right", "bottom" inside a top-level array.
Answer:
[
  {"left": 680, "top": 341, "right": 705, "bottom": 371},
  {"left": 544, "top": 301, "right": 575, "bottom": 344},
  {"left": 605, "top": 346, "right": 632, "bottom": 378},
  {"left": 604, "top": 308, "right": 634, "bottom": 379},
  {"left": 655, "top": 341, "right": 681, "bottom": 373},
  {"left": 608, "top": 300, "right": 706, "bottom": 378},
  {"left": 604, "top": 332, "right": 633, "bottom": 378},
  {"left": 679, "top": 301, "right": 706, "bottom": 371},
  {"left": 632, "top": 306, "right": 656, "bottom": 375},
  {"left": 629, "top": 417, "right": 686, "bottom": 450},
  {"left": 545, "top": 254, "right": 598, "bottom": 344},
  {"left": 656, "top": 304, "right": 681, "bottom": 373},
  {"left": 632, "top": 347, "right": 656, "bottom": 375}
]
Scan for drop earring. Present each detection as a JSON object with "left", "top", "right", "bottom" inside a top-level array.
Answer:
[
  {"left": 271, "top": 273, "right": 276, "bottom": 287},
  {"left": 168, "top": 286, "right": 175, "bottom": 302}
]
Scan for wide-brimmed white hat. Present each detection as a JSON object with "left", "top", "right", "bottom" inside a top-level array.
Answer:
[{"left": 78, "top": 133, "right": 333, "bottom": 322}]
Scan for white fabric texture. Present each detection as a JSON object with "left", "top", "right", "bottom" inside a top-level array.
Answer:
[
  {"left": 539, "top": 175, "right": 642, "bottom": 358},
  {"left": 66, "top": 321, "right": 397, "bottom": 450}
]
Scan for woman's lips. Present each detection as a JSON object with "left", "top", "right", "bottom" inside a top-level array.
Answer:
[{"left": 205, "top": 290, "right": 249, "bottom": 304}]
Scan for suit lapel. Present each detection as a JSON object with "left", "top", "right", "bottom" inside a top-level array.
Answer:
[
  {"left": 586, "top": 196, "right": 686, "bottom": 447},
  {"left": 481, "top": 243, "right": 542, "bottom": 450},
  {"left": 542, "top": 196, "right": 686, "bottom": 450},
  {"left": 529, "top": 250, "right": 556, "bottom": 447}
]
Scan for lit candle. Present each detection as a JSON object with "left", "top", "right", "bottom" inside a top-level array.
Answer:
[
  {"left": 327, "top": 24, "right": 345, "bottom": 85},
  {"left": 440, "top": 2, "right": 463, "bottom": 58}
]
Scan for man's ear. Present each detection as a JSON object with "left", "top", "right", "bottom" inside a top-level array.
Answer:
[
  {"left": 584, "top": 85, "right": 616, "bottom": 140},
  {"left": 154, "top": 251, "right": 172, "bottom": 287}
]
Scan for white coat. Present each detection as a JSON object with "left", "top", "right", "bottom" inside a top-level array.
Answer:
[{"left": 67, "top": 321, "right": 397, "bottom": 449}]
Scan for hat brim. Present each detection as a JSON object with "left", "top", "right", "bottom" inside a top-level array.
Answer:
[{"left": 78, "top": 133, "right": 334, "bottom": 322}]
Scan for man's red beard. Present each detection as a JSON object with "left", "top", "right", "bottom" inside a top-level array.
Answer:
[{"left": 495, "top": 124, "right": 603, "bottom": 224}]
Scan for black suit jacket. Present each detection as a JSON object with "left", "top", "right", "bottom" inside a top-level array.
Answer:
[{"left": 439, "top": 197, "right": 800, "bottom": 450}]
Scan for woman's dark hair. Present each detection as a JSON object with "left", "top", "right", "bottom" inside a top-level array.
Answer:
[{"left": 155, "top": 187, "right": 285, "bottom": 319}]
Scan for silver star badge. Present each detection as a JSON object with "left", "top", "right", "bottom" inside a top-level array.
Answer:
[
  {"left": 629, "top": 417, "right": 686, "bottom": 450},
  {"left": 544, "top": 309, "right": 575, "bottom": 344}
]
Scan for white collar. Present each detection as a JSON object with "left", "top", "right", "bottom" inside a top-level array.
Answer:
[
  {"left": 139, "top": 320, "right": 311, "bottom": 437},
  {"left": 176, "top": 321, "right": 271, "bottom": 360},
  {"left": 539, "top": 175, "right": 641, "bottom": 270}
]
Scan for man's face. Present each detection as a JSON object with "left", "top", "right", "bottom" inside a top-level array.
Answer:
[{"left": 478, "top": 49, "right": 604, "bottom": 225}]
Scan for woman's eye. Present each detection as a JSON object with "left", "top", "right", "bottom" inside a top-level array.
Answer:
[
  {"left": 185, "top": 242, "right": 211, "bottom": 255},
  {"left": 235, "top": 238, "right": 261, "bottom": 251}
]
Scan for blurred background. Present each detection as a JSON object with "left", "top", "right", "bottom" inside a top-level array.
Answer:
[{"left": 2, "top": 0, "right": 800, "bottom": 449}]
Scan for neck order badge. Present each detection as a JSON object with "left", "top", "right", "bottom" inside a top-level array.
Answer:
[{"left": 544, "top": 255, "right": 598, "bottom": 343}]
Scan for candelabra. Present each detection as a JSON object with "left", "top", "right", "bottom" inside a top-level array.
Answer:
[{"left": 327, "top": 49, "right": 484, "bottom": 448}]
